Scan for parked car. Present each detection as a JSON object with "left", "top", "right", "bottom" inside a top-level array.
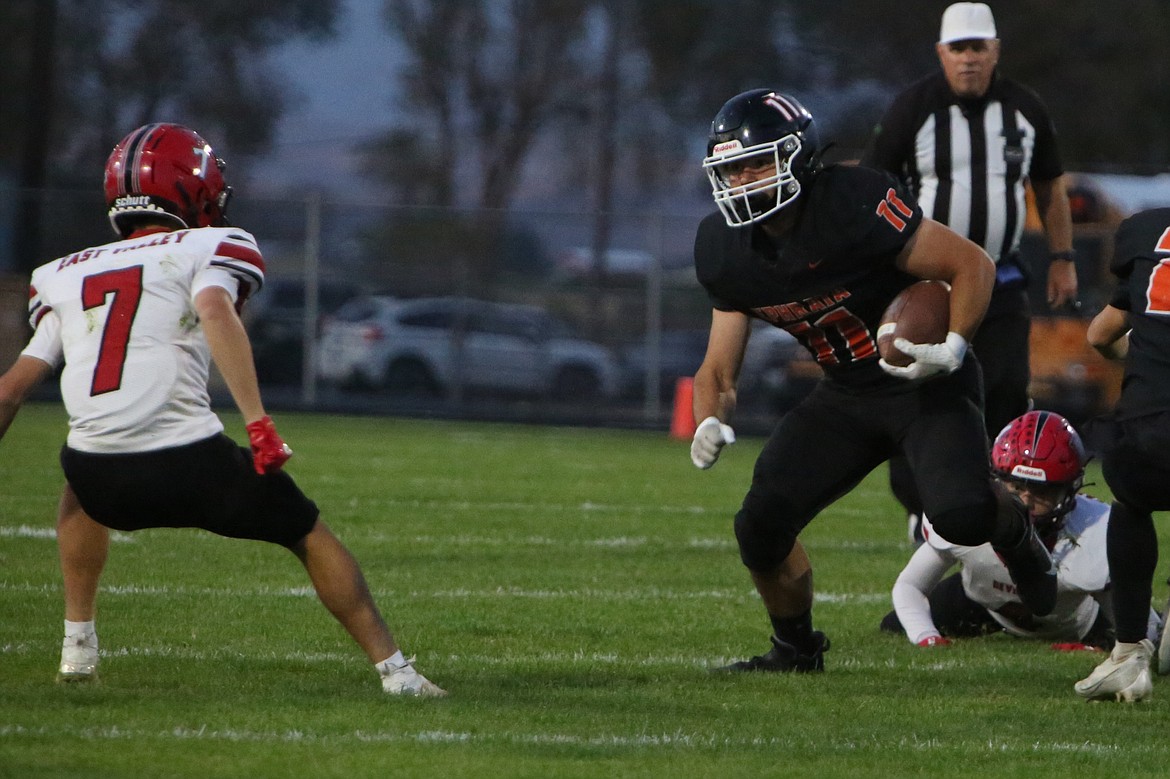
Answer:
[
  {"left": 619, "top": 322, "right": 821, "bottom": 412},
  {"left": 246, "top": 278, "right": 363, "bottom": 384},
  {"left": 619, "top": 329, "right": 709, "bottom": 401},
  {"left": 316, "top": 296, "right": 622, "bottom": 400}
]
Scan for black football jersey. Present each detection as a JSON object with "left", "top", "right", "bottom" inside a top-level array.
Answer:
[
  {"left": 1107, "top": 207, "right": 1170, "bottom": 418},
  {"left": 694, "top": 165, "right": 923, "bottom": 390}
]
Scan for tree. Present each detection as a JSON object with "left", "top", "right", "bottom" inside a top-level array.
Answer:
[
  {"left": 1, "top": 0, "right": 340, "bottom": 271},
  {"left": 367, "top": 0, "right": 594, "bottom": 210}
]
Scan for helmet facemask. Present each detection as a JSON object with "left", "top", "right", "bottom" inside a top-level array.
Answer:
[
  {"left": 998, "top": 473, "right": 1082, "bottom": 537},
  {"left": 704, "top": 134, "right": 804, "bottom": 227}
]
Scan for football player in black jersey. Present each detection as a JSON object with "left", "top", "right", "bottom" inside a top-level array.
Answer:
[
  {"left": 690, "top": 89, "right": 1058, "bottom": 673},
  {"left": 1075, "top": 207, "right": 1170, "bottom": 702}
]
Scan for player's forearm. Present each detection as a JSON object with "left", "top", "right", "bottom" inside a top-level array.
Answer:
[
  {"left": 692, "top": 365, "right": 737, "bottom": 423},
  {"left": 0, "top": 356, "right": 51, "bottom": 441},
  {"left": 1087, "top": 305, "right": 1129, "bottom": 361},
  {"left": 892, "top": 581, "right": 939, "bottom": 645},
  {"left": 196, "top": 290, "right": 267, "bottom": 424},
  {"left": 946, "top": 244, "right": 995, "bottom": 342}
]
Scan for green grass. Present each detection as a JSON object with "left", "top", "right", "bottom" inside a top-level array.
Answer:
[{"left": 2, "top": 402, "right": 1169, "bottom": 778}]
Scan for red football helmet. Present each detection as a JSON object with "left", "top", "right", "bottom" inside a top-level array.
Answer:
[
  {"left": 991, "top": 410, "right": 1086, "bottom": 526},
  {"left": 103, "top": 123, "right": 232, "bottom": 238}
]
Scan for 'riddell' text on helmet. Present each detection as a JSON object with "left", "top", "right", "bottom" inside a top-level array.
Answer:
[
  {"left": 703, "top": 89, "right": 820, "bottom": 227},
  {"left": 103, "top": 123, "right": 232, "bottom": 238},
  {"left": 991, "top": 410, "right": 1086, "bottom": 525}
]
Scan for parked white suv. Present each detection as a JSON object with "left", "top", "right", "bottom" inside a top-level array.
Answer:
[{"left": 317, "top": 296, "right": 621, "bottom": 400}]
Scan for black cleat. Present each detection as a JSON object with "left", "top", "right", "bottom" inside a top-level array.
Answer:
[
  {"left": 714, "top": 632, "right": 830, "bottom": 673},
  {"left": 879, "top": 610, "right": 903, "bottom": 634}
]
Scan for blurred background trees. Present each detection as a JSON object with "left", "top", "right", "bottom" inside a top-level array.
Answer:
[{"left": 4, "top": 0, "right": 1170, "bottom": 274}]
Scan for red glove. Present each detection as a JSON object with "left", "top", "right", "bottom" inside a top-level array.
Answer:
[
  {"left": 246, "top": 416, "right": 293, "bottom": 475},
  {"left": 1050, "top": 642, "right": 1104, "bottom": 653},
  {"left": 917, "top": 635, "right": 952, "bottom": 647}
]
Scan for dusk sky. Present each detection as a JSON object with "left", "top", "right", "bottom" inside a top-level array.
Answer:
[{"left": 255, "top": 0, "right": 404, "bottom": 196}]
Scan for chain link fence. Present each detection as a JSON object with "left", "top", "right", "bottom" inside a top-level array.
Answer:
[{"left": 0, "top": 183, "right": 1149, "bottom": 433}]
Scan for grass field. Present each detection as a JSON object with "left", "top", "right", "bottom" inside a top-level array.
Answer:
[{"left": 3, "top": 402, "right": 1170, "bottom": 778}]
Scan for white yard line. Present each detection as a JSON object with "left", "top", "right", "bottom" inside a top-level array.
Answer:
[
  {"left": 0, "top": 722, "right": 1144, "bottom": 756},
  {"left": 0, "top": 578, "right": 887, "bottom": 604}
]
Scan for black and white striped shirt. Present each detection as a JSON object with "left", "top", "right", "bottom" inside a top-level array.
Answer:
[{"left": 864, "top": 71, "right": 1063, "bottom": 265}]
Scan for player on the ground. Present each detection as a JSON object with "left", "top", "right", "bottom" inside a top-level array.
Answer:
[
  {"left": 0, "top": 123, "right": 444, "bottom": 696},
  {"left": 881, "top": 410, "right": 1161, "bottom": 649},
  {"left": 690, "top": 88, "right": 1058, "bottom": 673}
]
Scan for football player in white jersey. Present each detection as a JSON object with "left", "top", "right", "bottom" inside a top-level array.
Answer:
[
  {"left": 0, "top": 123, "right": 444, "bottom": 696},
  {"left": 880, "top": 410, "right": 1161, "bottom": 650}
]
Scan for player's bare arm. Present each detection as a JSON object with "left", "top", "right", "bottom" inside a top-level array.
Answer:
[
  {"left": 1087, "top": 304, "right": 1129, "bottom": 361},
  {"left": 0, "top": 355, "right": 53, "bottom": 441},
  {"left": 693, "top": 308, "right": 751, "bottom": 423},
  {"left": 194, "top": 286, "right": 267, "bottom": 424},
  {"left": 895, "top": 218, "right": 995, "bottom": 343}
]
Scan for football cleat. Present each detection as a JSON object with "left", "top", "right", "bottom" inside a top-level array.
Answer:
[
  {"left": 57, "top": 634, "right": 99, "bottom": 683},
  {"left": 380, "top": 658, "right": 447, "bottom": 697},
  {"left": 713, "top": 632, "right": 829, "bottom": 673},
  {"left": 1075, "top": 639, "right": 1154, "bottom": 703}
]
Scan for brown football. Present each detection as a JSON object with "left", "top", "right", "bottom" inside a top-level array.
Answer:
[{"left": 877, "top": 280, "right": 951, "bottom": 367}]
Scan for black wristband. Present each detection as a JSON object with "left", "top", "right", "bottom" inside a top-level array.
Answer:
[{"left": 1049, "top": 250, "right": 1076, "bottom": 262}]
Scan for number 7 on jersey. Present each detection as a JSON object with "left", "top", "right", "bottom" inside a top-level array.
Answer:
[{"left": 81, "top": 265, "right": 144, "bottom": 395}]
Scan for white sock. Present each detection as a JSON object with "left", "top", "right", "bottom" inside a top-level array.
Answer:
[
  {"left": 375, "top": 651, "right": 407, "bottom": 674},
  {"left": 64, "top": 620, "right": 96, "bottom": 641}
]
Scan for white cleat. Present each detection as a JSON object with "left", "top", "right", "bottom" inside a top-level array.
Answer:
[
  {"left": 57, "top": 634, "right": 99, "bottom": 683},
  {"left": 1075, "top": 639, "right": 1154, "bottom": 702},
  {"left": 380, "top": 658, "right": 446, "bottom": 697}
]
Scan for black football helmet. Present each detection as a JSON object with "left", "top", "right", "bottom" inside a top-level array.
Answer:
[{"left": 703, "top": 89, "right": 820, "bottom": 227}]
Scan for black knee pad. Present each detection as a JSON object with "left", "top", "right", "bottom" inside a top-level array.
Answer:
[
  {"left": 733, "top": 501, "right": 801, "bottom": 573},
  {"left": 928, "top": 492, "right": 997, "bottom": 548}
]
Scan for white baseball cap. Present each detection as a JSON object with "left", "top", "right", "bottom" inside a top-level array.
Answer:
[{"left": 938, "top": 2, "right": 997, "bottom": 44}]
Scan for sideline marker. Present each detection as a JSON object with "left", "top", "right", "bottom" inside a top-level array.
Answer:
[{"left": 669, "top": 377, "right": 696, "bottom": 440}]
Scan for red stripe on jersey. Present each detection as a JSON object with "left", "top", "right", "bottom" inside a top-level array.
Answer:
[
  {"left": 32, "top": 304, "right": 52, "bottom": 327},
  {"left": 214, "top": 240, "right": 266, "bottom": 273}
]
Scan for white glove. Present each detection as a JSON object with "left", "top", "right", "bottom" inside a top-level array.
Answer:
[
  {"left": 691, "top": 416, "right": 736, "bottom": 469},
  {"left": 879, "top": 332, "right": 968, "bottom": 381}
]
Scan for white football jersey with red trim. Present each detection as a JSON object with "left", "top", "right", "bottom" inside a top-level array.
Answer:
[
  {"left": 21, "top": 227, "right": 265, "bottom": 453},
  {"left": 920, "top": 496, "right": 1111, "bottom": 640}
]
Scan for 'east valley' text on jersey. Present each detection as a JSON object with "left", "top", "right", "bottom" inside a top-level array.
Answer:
[
  {"left": 694, "top": 165, "right": 923, "bottom": 390},
  {"left": 24, "top": 226, "right": 265, "bottom": 453}
]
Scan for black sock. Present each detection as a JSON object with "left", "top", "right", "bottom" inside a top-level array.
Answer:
[
  {"left": 1107, "top": 501, "right": 1158, "bottom": 644},
  {"left": 770, "top": 610, "right": 814, "bottom": 650}
]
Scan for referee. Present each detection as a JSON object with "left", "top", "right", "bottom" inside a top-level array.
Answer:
[{"left": 864, "top": 2, "right": 1076, "bottom": 539}]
